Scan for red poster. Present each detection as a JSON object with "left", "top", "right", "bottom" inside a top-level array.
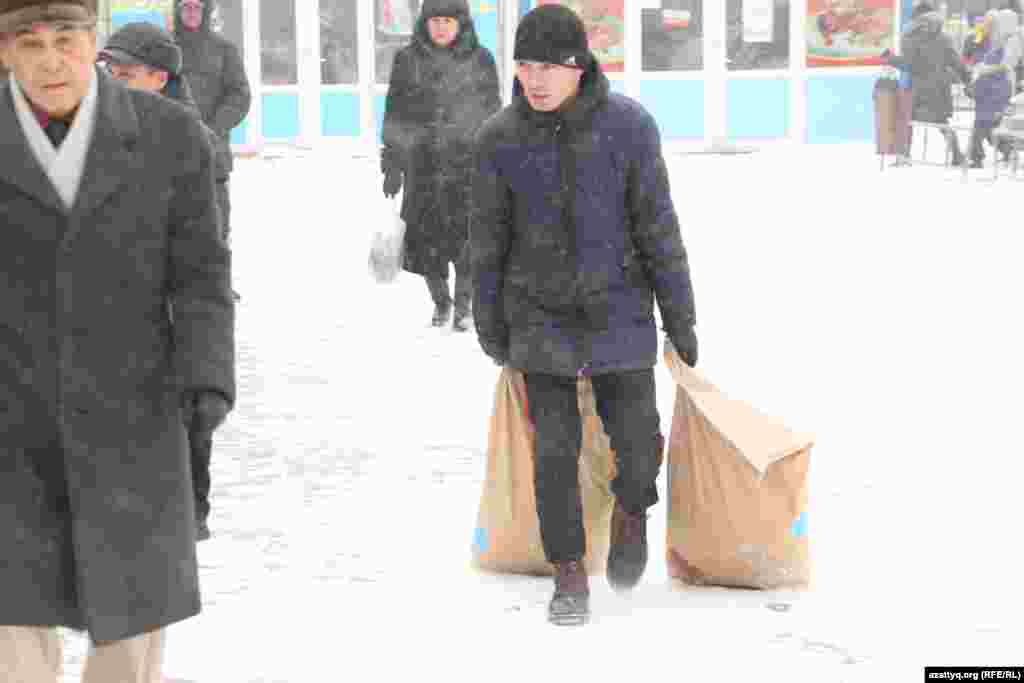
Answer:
[
  {"left": 536, "top": 0, "right": 626, "bottom": 73},
  {"left": 806, "top": 0, "right": 897, "bottom": 67}
]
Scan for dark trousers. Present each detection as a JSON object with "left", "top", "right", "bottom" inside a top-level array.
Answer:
[
  {"left": 189, "top": 427, "right": 213, "bottom": 521},
  {"left": 523, "top": 369, "right": 663, "bottom": 564},
  {"left": 215, "top": 179, "right": 231, "bottom": 243},
  {"left": 425, "top": 243, "right": 471, "bottom": 311},
  {"left": 970, "top": 117, "right": 1007, "bottom": 163}
]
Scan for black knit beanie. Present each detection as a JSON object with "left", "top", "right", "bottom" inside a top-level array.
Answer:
[{"left": 514, "top": 4, "right": 591, "bottom": 68}]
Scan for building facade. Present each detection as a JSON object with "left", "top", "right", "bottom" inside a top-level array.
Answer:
[{"left": 97, "top": 0, "right": 955, "bottom": 155}]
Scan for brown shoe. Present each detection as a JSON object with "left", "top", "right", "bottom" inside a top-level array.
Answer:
[
  {"left": 607, "top": 502, "right": 648, "bottom": 591},
  {"left": 548, "top": 560, "right": 590, "bottom": 626}
]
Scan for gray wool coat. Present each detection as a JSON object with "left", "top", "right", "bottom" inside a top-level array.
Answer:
[{"left": 0, "top": 69, "right": 234, "bottom": 644}]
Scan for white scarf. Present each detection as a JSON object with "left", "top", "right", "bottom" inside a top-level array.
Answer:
[{"left": 9, "top": 69, "right": 99, "bottom": 211}]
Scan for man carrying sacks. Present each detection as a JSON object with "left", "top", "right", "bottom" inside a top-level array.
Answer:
[{"left": 470, "top": 4, "right": 698, "bottom": 625}]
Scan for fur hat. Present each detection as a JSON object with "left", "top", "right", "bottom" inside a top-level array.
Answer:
[
  {"left": 0, "top": 0, "right": 96, "bottom": 34},
  {"left": 99, "top": 22, "right": 182, "bottom": 76},
  {"left": 514, "top": 4, "right": 591, "bottom": 69},
  {"left": 911, "top": 2, "right": 936, "bottom": 18},
  {"left": 420, "top": 0, "right": 469, "bottom": 21}
]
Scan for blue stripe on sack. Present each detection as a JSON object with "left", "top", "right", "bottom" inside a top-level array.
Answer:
[
  {"left": 472, "top": 527, "right": 488, "bottom": 555},
  {"left": 791, "top": 512, "right": 809, "bottom": 539}
]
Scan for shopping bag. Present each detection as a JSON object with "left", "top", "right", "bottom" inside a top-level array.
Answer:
[
  {"left": 368, "top": 194, "right": 405, "bottom": 283},
  {"left": 471, "top": 368, "right": 617, "bottom": 576},
  {"left": 663, "top": 347, "right": 814, "bottom": 589}
]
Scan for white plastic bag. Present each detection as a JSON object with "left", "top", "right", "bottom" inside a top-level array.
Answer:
[{"left": 368, "top": 194, "right": 405, "bottom": 284}]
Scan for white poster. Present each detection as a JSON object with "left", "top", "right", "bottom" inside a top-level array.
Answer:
[{"left": 743, "top": 0, "right": 775, "bottom": 43}]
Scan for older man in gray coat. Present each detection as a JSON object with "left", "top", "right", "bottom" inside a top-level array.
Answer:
[{"left": 0, "top": 0, "right": 233, "bottom": 680}]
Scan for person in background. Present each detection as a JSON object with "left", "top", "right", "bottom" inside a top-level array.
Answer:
[
  {"left": 968, "top": 9, "right": 1021, "bottom": 165},
  {"left": 174, "top": 0, "right": 250, "bottom": 245},
  {"left": 381, "top": 0, "right": 502, "bottom": 332},
  {"left": 471, "top": 4, "right": 698, "bottom": 626},
  {"left": 98, "top": 20, "right": 229, "bottom": 542},
  {"left": 0, "top": 0, "right": 233, "bottom": 678},
  {"left": 883, "top": 1, "right": 970, "bottom": 166}
]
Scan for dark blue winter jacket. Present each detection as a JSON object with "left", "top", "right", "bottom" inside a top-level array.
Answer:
[
  {"left": 470, "top": 59, "right": 697, "bottom": 377},
  {"left": 975, "top": 45, "right": 1013, "bottom": 121}
]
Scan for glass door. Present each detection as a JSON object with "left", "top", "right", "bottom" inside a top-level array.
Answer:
[
  {"left": 637, "top": 0, "right": 727, "bottom": 147},
  {"left": 721, "top": 0, "right": 793, "bottom": 143}
]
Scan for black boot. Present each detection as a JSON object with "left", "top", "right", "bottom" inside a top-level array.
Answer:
[
  {"left": 549, "top": 560, "right": 590, "bottom": 626},
  {"left": 426, "top": 277, "right": 452, "bottom": 327},
  {"left": 607, "top": 502, "right": 649, "bottom": 591}
]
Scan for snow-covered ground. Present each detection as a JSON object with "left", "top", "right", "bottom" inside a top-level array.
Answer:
[{"left": 61, "top": 143, "right": 1023, "bottom": 682}]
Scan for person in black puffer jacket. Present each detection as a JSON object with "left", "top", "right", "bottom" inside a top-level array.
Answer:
[
  {"left": 175, "top": 0, "right": 251, "bottom": 243},
  {"left": 381, "top": 0, "right": 502, "bottom": 332},
  {"left": 471, "top": 4, "right": 698, "bottom": 626}
]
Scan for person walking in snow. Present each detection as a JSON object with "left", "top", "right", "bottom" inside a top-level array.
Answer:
[
  {"left": 175, "top": 0, "right": 249, "bottom": 245},
  {"left": 174, "top": 0, "right": 249, "bottom": 539},
  {"left": 470, "top": 4, "right": 698, "bottom": 626},
  {"left": 98, "top": 21, "right": 230, "bottom": 543},
  {"left": 968, "top": 9, "right": 1021, "bottom": 165},
  {"left": 883, "top": 1, "right": 971, "bottom": 166},
  {"left": 0, "top": 0, "right": 233, "bottom": 677},
  {"left": 381, "top": 0, "right": 502, "bottom": 332}
]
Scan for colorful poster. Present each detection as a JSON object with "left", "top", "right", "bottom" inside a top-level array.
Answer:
[
  {"left": 110, "top": 0, "right": 175, "bottom": 31},
  {"left": 806, "top": 0, "right": 896, "bottom": 67},
  {"left": 537, "top": 0, "right": 626, "bottom": 73}
]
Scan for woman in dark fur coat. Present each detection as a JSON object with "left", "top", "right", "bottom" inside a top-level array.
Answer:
[{"left": 381, "top": 0, "right": 502, "bottom": 331}]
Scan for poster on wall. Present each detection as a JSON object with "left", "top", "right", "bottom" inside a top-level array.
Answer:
[
  {"left": 537, "top": 0, "right": 626, "bottom": 73},
  {"left": 110, "top": 0, "right": 175, "bottom": 31},
  {"left": 806, "top": 0, "right": 895, "bottom": 67}
]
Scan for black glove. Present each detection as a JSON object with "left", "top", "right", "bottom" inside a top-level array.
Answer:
[
  {"left": 181, "top": 390, "right": 231, "bottom": 434},
  {"left": 665, "top": 327, "right": 698, "bottom": 368},
  {"left": 383, "top": 167, "right": 403, "bottom": 198},
  {"left": 381, "top": 146, "right": 404, "bottom": 198},
  {"left": 479, "top": 336, "right": 508, "bottom": 367}
]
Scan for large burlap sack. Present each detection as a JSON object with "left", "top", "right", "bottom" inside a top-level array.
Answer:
[
  {"left": 664, "top": 348, "right": 813, "bottom": 589},
  {"left": 471, "top": 368, "right": 616, "bottom": 576}
]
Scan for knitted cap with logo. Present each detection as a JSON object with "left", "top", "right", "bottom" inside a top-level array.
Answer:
[
  {"left": 0, "top": 0, "right": 97, "bottom": 33},
  {"left": 514, "top": 4, "right": 592, "bottom": 69}
]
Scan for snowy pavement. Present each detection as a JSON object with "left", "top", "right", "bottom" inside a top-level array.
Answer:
[{"left": 60, "top": 143, "right": 1024, "bottom": 682}]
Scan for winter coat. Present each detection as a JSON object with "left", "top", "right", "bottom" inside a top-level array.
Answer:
[
  {"left": 174, "top": 0, "right": 251, "bottom": 179},
  {"left": 974, "top": 10, "right": 1020, "bottom": 120},
  {"left": 0, "top": 70, "right": 234, "bottom": 644},
  {"left": 887, "top": 11, "right": 970, "bottom": 123},
  {"left": 381, "top": 0, "right": 502, "bottom": 277},
  {"left": 470, "top": 58, "right": 697, "bottom": 378},
  {"left": 162, "top": 73, "right": 230, "bottom": 181}
]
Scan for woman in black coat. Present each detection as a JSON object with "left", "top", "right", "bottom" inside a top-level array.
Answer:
[
  {"left": 381, "top": 0, "right": 502, "bottom": 331},
  {"left": 884, "top": 2, "right": 971, "bottom": 164}
]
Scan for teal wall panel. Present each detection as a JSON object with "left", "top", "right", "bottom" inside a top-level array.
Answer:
[
  {"left": 806, "top": 75, "right": 875, "bottom": 144},
  {"left": 638, "top": 80, "right": 703, "bottom": 139},
  {"left": 727, "top": 78, "right": 789, "bottom": 139},
  {"left": 321, "top": 92, "right": 361, "bottom": 137},
  {"left": 262, "top": 93, "right": 300, "bottom": 140}
]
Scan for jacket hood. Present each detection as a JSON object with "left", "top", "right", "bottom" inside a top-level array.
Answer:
[
  {"left": 174, "top": 0, "right": 216, "bottom": 34},
  {"left": 412, "top": 0, "right": 480, "bottom": 57},
  {"left": 512, "top": 54, "right": 610, "bottom": 129}
]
